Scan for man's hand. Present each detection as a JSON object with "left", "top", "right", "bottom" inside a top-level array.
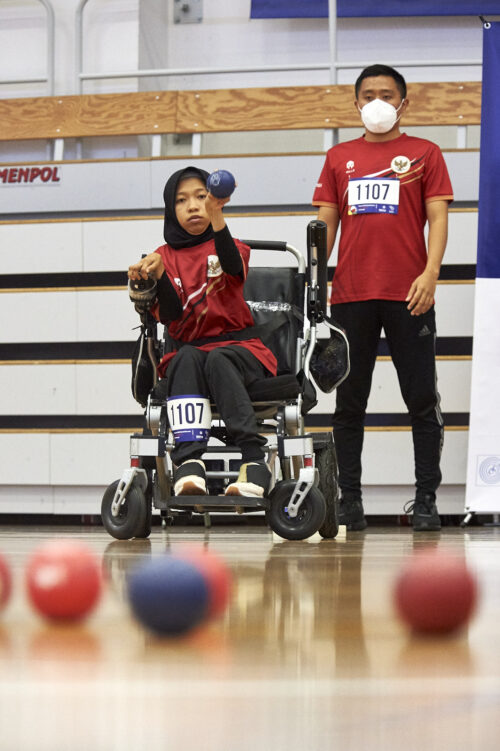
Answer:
[
  {"left": 128, "top": 252, "right": 164, "bottom": 280},
  {"left": 406, "top": 269, "right": 438, "bottom": 316}
]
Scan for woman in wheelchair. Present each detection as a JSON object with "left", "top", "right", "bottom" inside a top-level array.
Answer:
[{"left": 128, "top": 166, "right": 275, "bottom": 499}]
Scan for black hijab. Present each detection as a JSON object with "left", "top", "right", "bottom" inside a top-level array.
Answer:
[{"left": 163, "top": 166, "right": 214, "bottom": 249}]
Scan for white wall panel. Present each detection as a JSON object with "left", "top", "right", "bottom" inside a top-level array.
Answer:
[
  {"left": 82, "top": 218, "right": 163, "bottom": 271},
  {"left": 0, "top": 210, "right": 479, "bottom": 277},
  {"left": 0, "top": 486, "right": 55, "bottom": 515},
  {"left": 0, "top": 290, "right": 78, "bottom": 342},
  {"left": 0, "top": 153, "right": 477, "bottom": 217},
  {"left": 49, "top": 433, "right": 130, "bottom": 486},
  {"left": 362, "top": 429, "right": 468, "bottom": 486},
  {"left": 75, "top": 363, "right": 143, "bottom": 415},
  {"left": 0, "top": 358, "right": 471, "bottom": 419},
  {"left": 0, "top": 434, "right": 51, "bottom": 485},
  {"left": 435, "top": 283, "right": 475, "bottom": 337},
  {"left": 0, "top": 363, "right": 141, "bottom": 416},
  {"left": 0, "top": 221, "right": 83, "bottom": 274},
  {"left": 0, "top": 161, "right": 153, "bottom": 214},
  {"left": 447, "top": 211, "right": 478, "bottom": 265},
  {"left": 0, "top": 427, "right": 468, "bottom": 495},
  {"left": 52, "top": 485, "right": 110, "bottom": 515},
  {"left": 313, "top": 359, "right": 472, "bottom": 416},
  {"left": 76, "top": 289, "right": 137, "bottom": 342},
  {"left": 0, "top": 364, "right": 77, "bottom": 415}
]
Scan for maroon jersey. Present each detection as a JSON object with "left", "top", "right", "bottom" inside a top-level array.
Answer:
[
  {"left": 153, "top": 238, "right": 277, "bottom": 377},
  {"left": 312, "top": 133, "right": 454, "bottom": 304}
]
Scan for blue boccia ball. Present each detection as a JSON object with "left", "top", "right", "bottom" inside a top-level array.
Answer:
[
  {"left": 127, "top": 556, "right": 210, "bottom": 636},
  {"left": 206, "top": 169, "right": 236, "bottom": 198}
]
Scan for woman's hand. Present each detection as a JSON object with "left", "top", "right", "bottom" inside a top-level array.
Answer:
[
  {"left": 128, "top": 252, "right": 165, "bottom": 280},
  {"left": 205, "top": 192, "right": 231, "bottom": 232}
]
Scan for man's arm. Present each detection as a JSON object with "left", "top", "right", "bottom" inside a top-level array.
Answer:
[
  {"left": 406, "top": 199, "right": 449, "bottom": 317},
  {"left": 318, "top": 206, "right": 340, "bottom": 258},
  {"left": 317, "top": 205, "right": 340, "bottom": 260}
]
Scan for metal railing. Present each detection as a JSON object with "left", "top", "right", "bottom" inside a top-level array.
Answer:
[
  {"left": 75, "top": 0, "right": 481, "bottom": 94},
  {"left": 0, "top": 0, "right": 55, "bottom": 95}
]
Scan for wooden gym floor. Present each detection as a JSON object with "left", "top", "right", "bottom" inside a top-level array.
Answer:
[{"left": 1, "top": 519, "right": 500, "bottom": 750}]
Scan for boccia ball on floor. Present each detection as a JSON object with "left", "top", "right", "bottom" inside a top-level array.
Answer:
[
  {"left": 0, "top": 553, "right": 12, "bottom": 613},
  {"left": 393, "top": 549, "right": 478, "bottom": 635},
  {"left": 206, "top": 169, "right": 236, "bottom": 198},
  {"left": 127, "top": 555, "right": 210, "bottom": 637},
  {"left": 25, "top": 540, "right": 102, "bottom": 621},
  {"left": 177, "top": 546, "right": 232, "bottom": 620}
]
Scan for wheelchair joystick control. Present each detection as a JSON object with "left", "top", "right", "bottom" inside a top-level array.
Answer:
[{"left": 128, "top": 275, "right": 157, "bottom": 314}]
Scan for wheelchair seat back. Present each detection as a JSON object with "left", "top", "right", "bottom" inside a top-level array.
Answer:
[{"left": 243, "top": 266, "right": 302, "bottom": 376}]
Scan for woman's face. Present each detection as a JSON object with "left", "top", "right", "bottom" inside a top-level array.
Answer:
[{"left": 175, "top": 177, "right": 211, "bottom": 235}]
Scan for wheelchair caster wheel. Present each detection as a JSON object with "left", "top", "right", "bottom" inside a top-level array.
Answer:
[
  {"left": 266, "top": 480, "right": 326, "bottom": 541},
  {"left": 101, "top": 479, "right": 151, "bottom": 540}
]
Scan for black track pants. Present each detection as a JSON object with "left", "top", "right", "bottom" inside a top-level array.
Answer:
[
  {"left": 164, "top": 345, "right": 268, "bottom": 466},
  {"left": 330, "top": 300, "right": 443, "bottom": 500}
]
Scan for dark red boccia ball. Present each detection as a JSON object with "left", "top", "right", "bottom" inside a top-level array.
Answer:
[
  {"left": 26, "top": 540, "right": 102, "bottom": 621},
  {"left": 0, "top": 553, "right": 12, "bottom": 613},
  {"left": 206, "top": 169, "right": 236, "bottom": 198},
  {"left": 393, "top": 549, "right": 478, "bottom": 635},
  {"left": 178, "top": 546, "right": 232, "bottom": 620}
]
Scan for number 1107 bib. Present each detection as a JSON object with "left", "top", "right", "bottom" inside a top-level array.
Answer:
[{"left": 348, "top": 177, "right": 400, "bottom": 215}]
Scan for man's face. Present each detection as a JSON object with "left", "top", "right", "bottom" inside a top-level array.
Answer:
[{"left": 355, "top": 75, "right": 404, "bottom": 111}]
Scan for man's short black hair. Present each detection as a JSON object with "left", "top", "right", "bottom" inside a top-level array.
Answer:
[{"left": 355, "top": 64, "right": 407, "bottom": 100}]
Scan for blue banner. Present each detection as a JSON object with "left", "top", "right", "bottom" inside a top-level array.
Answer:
[
  {"left": 251, "top": 1, "right": 500, "bottom": 18},
  {"left": 477, "top": 22, "right": 500, "bottom": 279}
]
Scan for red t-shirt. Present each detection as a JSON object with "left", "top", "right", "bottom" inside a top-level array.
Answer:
[
  {"left": 312, "top": 133, "right": 454, "bottom": 304},
  {"left": 153, "top": 238, "right": 277, "bottom": 377}
]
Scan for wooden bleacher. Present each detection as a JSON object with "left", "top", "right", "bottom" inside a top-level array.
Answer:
[{"left": 0, "top": 82, "right": 481, "bottom": 143}]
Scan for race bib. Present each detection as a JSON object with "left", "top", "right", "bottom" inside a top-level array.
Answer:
[
  {"left": 347, "top": 178, "right": 400, "bottom": 215},
  {"left": 167, "top": 395, "right": 211, "bottom": 442}
]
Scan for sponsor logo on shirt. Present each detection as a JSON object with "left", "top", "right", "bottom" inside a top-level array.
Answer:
[
  {"left": 390, "top": 156, "right": 411, "bottom": 174},
  {"left": 345, "top": 160, "right": 355, "bottom": 175},
  {"left": 207, "top": 255, "right": 223, "bottom": 278}
]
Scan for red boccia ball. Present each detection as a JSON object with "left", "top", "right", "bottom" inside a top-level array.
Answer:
[
  {"left": 26, "top": 540, "right": 102, "bottom": 621},
  {"left": 393, "top": 549, "right": 478, "bottom": 635},
  {"left": 0, "top": 553, "right": 12, "bottom": 612},
  {"left": 178, "top": 546, "right": 232, "bottom": 620}
]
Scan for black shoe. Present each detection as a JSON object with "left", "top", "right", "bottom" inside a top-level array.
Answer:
[
  {"left": 225, "top": 461, "right": 272, "bottom": 498},
  {"left": 404, "top": 494, "right": 441, "bottom": 532},
  {"left": 174, "top": 459, "right": 207, "bottom": 496},
  {"left": 338, "top": 497, "right": 367, "bottom": 531}
]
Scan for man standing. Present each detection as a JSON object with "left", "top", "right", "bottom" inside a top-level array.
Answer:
[{"left": 312, "top": 64, "right": 453, "bottom": 531}]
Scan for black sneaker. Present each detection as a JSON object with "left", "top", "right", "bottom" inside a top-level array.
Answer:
[
  {"left": 338, "top": 497, "right": 367, "bottom": 531},
  {"left": 174, "top": 459, "right": 207, "bottom": 496},
  {"left": 225, "top": 461, "right": 271, "bottom": 498},
  {"left": 404, "top": 494, "right": 441, "bottom": 532}
]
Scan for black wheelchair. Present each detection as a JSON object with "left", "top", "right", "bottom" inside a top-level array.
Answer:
[{"left": 101, "top": 221, "right": 349, "bottom": 541}]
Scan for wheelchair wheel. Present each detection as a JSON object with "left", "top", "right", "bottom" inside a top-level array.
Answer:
[
  {"left": 316, "top": 434, "right": 340, "bottom": 539},
  {"left": 101, "top": 479, "right": 149, "bottom": 540},
  {"left": 266, "top": 480, "right": 326, "bottom": 541}
]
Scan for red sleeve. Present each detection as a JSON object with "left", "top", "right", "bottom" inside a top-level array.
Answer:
[
  {"left": 422, "top": 144, "right": 454, "bottom": 203},
  {"left": 312, "top": 150, "right": 339, "bottom": 207}
]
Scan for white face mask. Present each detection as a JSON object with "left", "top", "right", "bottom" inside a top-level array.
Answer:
[{"left": 358, "top": 98, "right": 405, "bottom": 134}]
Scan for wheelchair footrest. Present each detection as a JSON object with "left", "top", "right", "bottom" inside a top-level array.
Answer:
[{"left": 169, "top": 494, "right": 268, "bottom": 510}]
